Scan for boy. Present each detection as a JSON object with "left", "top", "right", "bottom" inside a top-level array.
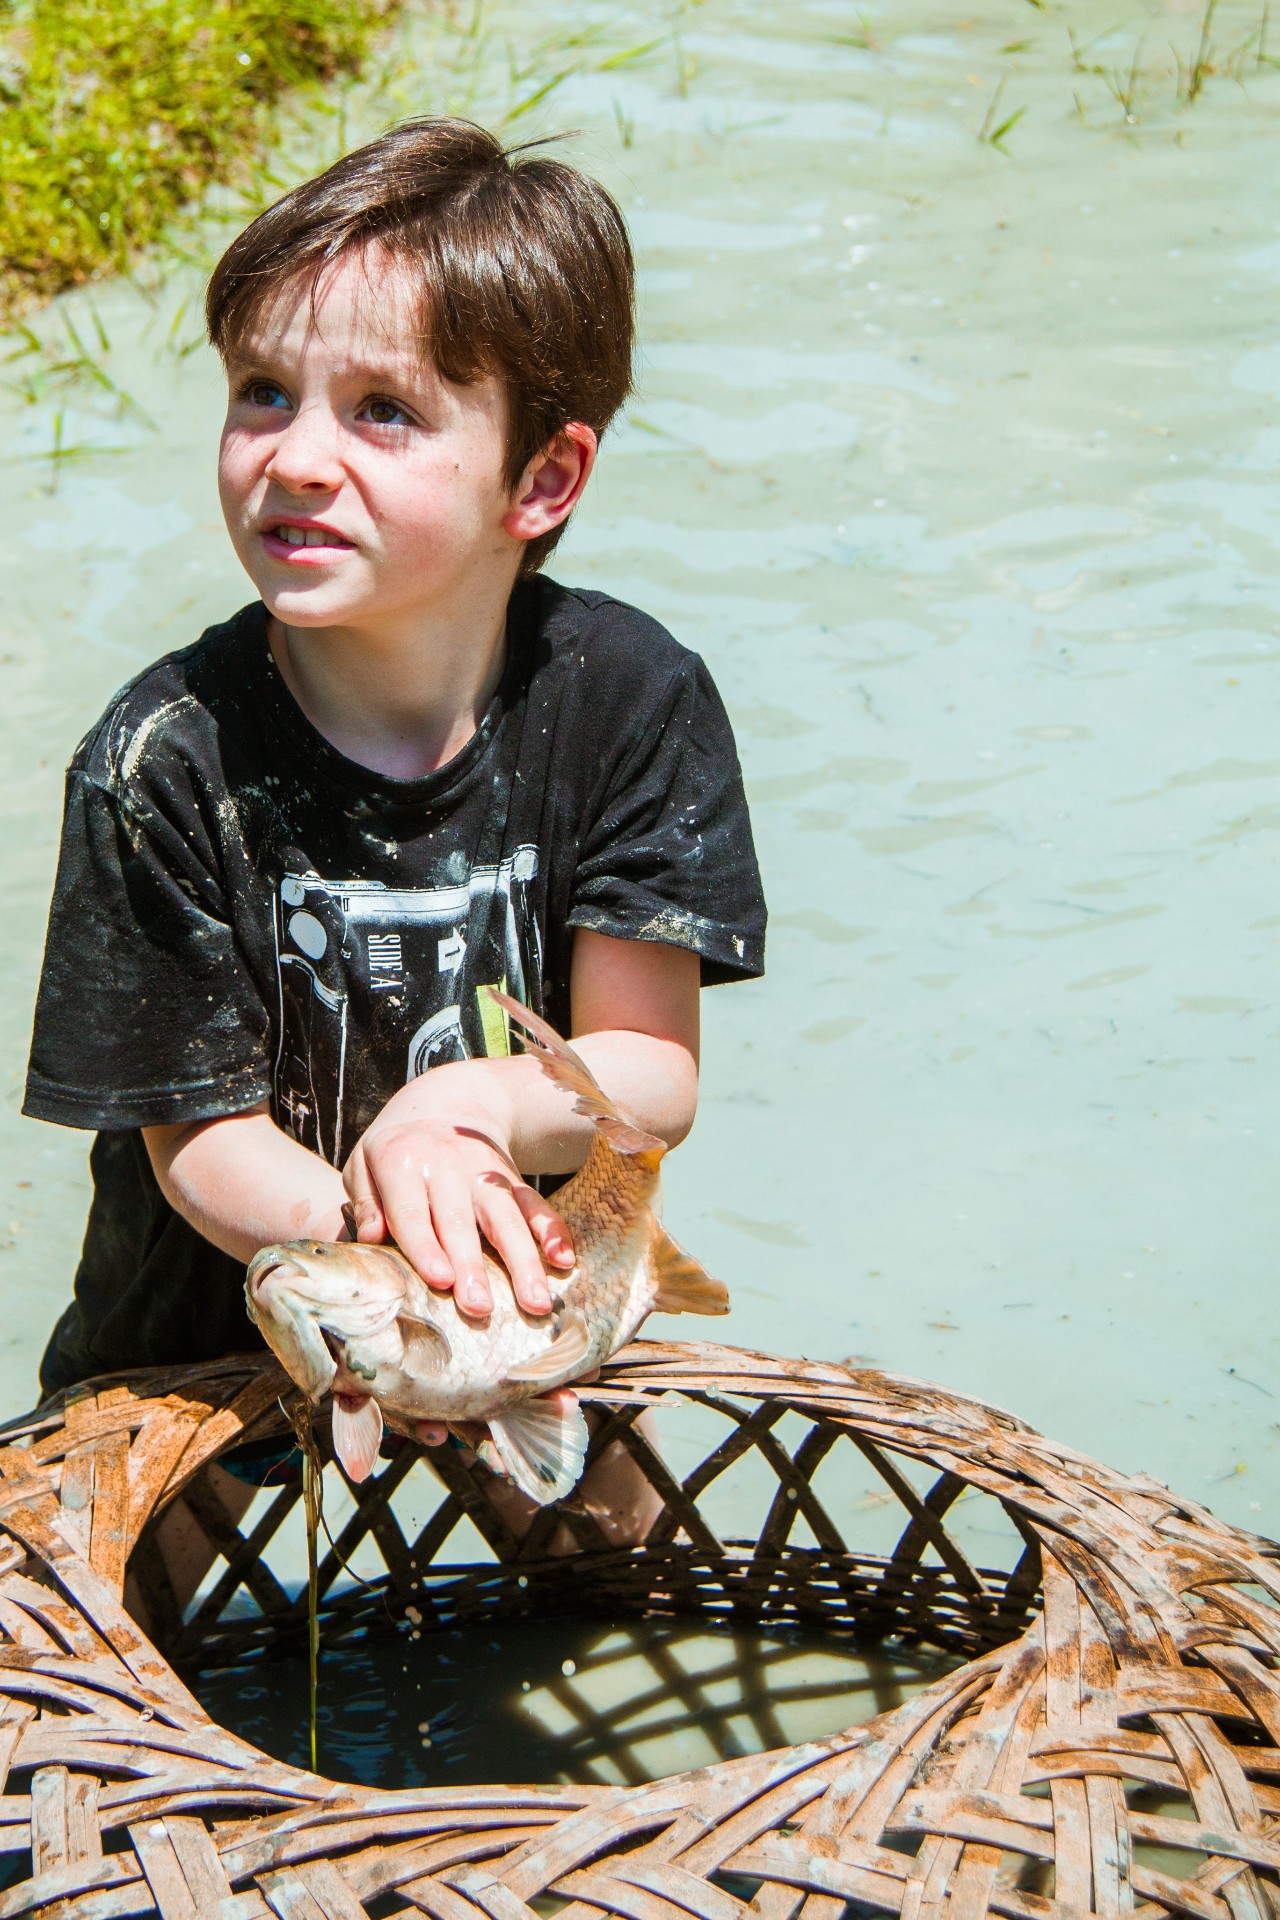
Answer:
[{"left": 23, "top": 119, "right": 765, "bottom": 1494}]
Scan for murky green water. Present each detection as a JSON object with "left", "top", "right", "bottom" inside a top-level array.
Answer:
[{"left": 1, "top": 0, "right": 1277, "bottom": 1546}]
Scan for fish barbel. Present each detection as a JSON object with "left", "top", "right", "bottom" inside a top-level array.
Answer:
[{"left": 246, "top": 990, "right": 728, "bottom": 1504}]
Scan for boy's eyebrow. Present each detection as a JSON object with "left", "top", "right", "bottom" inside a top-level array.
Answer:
[
  {"left": 222, "top": 342, "right": 283, "bottom": 379},
  {"left": 331, "top": 352, "right": 438, "bottom": 389},
  {"left": 222, "top": 341, "right": 436, "bottom": 390}
]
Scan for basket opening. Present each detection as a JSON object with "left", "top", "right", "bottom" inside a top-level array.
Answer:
[
  {"left": 123, "top": 1387, "right": 1041, "bottom": 1790},
  {"left": 193, "top": 1608, "right": 965, "bottom": 1790}
]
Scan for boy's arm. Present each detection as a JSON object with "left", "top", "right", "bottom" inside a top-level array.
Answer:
[
  {"left": 144, "top": 1104, "right": 349, "bottom": 1259},
  {"left": 143, "top": 930, "right": 699, "bottom": 1311},
  {"left": 342, "top": 930, "right": 700, "bottom": 1314}
]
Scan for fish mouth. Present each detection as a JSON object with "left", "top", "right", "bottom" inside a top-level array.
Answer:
[
  {"left": 246, "top": 1247, "right": 298, "bottom": 1294},
  {"left": 243, "top": 1249, "right": 338, "bottom": 1398}
]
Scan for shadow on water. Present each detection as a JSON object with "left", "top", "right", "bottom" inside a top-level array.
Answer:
[{"left": 195, "top": 1614, "right": 960, "bottom": 1789}]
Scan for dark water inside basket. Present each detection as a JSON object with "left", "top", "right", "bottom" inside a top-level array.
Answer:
[{"left": 195, "top": 1615, "right": 962, "bottom": 1789}]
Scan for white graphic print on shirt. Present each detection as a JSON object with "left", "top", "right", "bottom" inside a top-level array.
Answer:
[{"left": 271, "top": 845, "right": 541, "bottom": 1165}]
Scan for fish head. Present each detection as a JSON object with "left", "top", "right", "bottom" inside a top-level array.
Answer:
[{"left": 246, "top": 1239, "right": 417, "bottom": 1401}]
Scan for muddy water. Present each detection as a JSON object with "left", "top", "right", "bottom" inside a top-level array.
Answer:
[{"left": 0, "top": 0, "right": 1277, "bottom": 1550}]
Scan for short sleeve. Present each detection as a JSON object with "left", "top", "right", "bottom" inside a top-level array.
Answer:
[
  {"left": 23, "top": 763, "right": 272, "bottom": 1130},
  {"left": 567, "top": 654, "right": 766, "bottom": 985}
]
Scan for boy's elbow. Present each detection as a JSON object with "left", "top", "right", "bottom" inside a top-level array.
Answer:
[{"left": 656, "top": 1051, "right": 699, "bottom": 1150}]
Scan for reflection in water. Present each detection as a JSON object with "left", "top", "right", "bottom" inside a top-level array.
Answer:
[{"left": 196, "top": 1616, "right": 959, "bottom": 1789}]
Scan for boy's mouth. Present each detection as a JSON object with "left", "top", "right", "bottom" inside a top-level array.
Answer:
[{"left": 261, "top": 519, "right": 356, "bottom": 560}]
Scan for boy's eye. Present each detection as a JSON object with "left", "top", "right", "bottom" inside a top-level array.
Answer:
[
  {"left": 363, "top": 396, "right": 411, "bottom": 428},
  {"left": 242, "top": 379, "right": 290, "bottom": 411}
]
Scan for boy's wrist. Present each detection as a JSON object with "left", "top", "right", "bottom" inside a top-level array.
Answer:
[{"left": 373, "top": 1056, "right": 520, "bottom": 1149}]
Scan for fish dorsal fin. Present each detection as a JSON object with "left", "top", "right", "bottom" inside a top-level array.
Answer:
[
  {"left": 651, "top": 1228, "right": 730, "bottom": 1316},
  {"left": 504, "top": 1307, "right": 592, "bottom": 1385},
  {"left": 484, "top": 1391, "right": 590, "bottom": 1505},
  {"left": 400, "top": 1313, "right": 451, "bottom": 1374},
  {"left": 485, "top": 988, "right": 665, "bottom": 1157},
  {"left": 331, "top": 1393, "right": 384, "bottom": 1482}
]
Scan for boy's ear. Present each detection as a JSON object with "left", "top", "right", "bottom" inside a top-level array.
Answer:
[{"left": 503, "top": 422, "right": 597, "bottom": 543}]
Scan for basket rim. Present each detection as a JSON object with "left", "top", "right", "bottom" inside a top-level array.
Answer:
[{"left": 3, "top": 1339, "right": 1279, "bottom": 1920}]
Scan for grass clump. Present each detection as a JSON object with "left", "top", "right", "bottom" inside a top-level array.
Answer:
[
  {"left": 0, "top": 0, "right": 398, "bottom": 321},
  {"left": 1068, "top": 1, "right": 1277, "bottom": 127}
]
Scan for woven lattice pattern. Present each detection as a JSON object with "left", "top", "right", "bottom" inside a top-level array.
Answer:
[{"left": 1, "top": 1340, "right": 1278, "bottom": 1920}]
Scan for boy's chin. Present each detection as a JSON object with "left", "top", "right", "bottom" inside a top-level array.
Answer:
[{"left": 257, "top": 580, "right": 369, "bottom": 629}]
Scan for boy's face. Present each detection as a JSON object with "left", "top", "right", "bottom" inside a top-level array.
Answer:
[{"left": 218, "top": 250, "right": 523, "bottom": 635}]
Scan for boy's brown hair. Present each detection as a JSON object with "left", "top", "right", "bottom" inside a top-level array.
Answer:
[{"left": 205, "top": 118, "right": 634, "bottom": 573}]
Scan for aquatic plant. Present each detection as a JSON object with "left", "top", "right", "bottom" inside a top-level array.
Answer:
[
  {"left": 1068, "top": 0, "right": 1277, "bottom": 125},
  {"left": 1185, "top": 0, "right": 1222, "bottom": 99},
  {"left": 1176, "top": 0, "right": 1274, "bottom": 96},
  {"left": 1108, "top": 31, "right": 1148, "bottom": 122},
  {"left": 1, "top": 298, "right": 157, "bottom": 488},
  {"left": 977, "top": 73, "right": 1027, "bottom": 152},
  {"left": 0, "top": 0, "right": 399, "bottom": 321},
  {"left": 821, "top": 8, "right": 879, "bottom": 51}
]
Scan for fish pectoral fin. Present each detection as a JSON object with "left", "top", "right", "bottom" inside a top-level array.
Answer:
[
  {"left": 504, "top": 1308, "right": 593, "bottom": 1384},
  {"left": 651, "top": 1229, "right": 730, "bottom": 1315},
  {"left": 486, "top": 1390, "right": 590, "bottom": 1506},
  {"left": 331, "top": 1393, "right": 384, "bottom": 1483},
  {"left": 399, "top": 1313, "right": 451, "bottom": 1374}
]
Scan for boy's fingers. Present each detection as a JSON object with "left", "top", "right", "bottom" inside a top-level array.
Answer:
[
  {"left": 342, "top": 1152, "right": 387, "bottom": 1243},
  {"left": 347, "top": 1196, "right": 387, "bottom": 1243},
  {"left": 411, "top": 1418, "right": 511, "bottom": 1483},
  {"left": 428, "top": 1171, "right": 493, "bottom": 1316},
  {"left": 512, "top": 1184, "right": 575, "bottom": 1269},
  {"left": 358, "top": 1138, "right": 455, "bottom": 1285},
  {"left": 384, "top": 1199, "right": 453, "bottom": 1290},
  {"left": 368, "top": 1158, "right": 453, "bottom": 1286},
  {"left": 475, "top": 1177, "right": 553, "bottom": 1314}
]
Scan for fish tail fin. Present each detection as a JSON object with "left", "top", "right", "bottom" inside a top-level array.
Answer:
[
  {"left": 651, "top": 1227, "right": 730, "bottom": 1315},
  {"left": 331, "top": 1393, "right": 384, "bottom": 1483},
  {"left": 485, "top": 987, "right": 665, "bottom": 1156},
  {"left": 484, "top": 1389, "right": 591, "bottom": 1506}
]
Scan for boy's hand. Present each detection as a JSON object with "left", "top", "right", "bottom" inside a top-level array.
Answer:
[{"left": 342, "top": 1067, "right": 574, "bottom": 1318}]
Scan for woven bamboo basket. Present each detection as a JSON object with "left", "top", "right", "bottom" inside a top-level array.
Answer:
[{"left": 0, "top": 1338, "right": 1278, "bottom": 1920}]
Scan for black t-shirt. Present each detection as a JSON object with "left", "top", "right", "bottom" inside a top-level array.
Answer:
[{"left": 24, "top": 578, "right": 765, "bottom": 1395}]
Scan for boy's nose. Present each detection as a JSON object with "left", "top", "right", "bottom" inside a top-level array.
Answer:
[{"left": 262, "top": 406, "right": 344, "bottom": 494}]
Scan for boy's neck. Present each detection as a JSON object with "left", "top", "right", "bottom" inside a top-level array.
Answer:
[{"left": 267, "top": 574, "right": 520, "bottom": 782}]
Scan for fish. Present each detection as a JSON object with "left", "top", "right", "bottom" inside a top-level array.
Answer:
[{"left": 245, "top": 989, "right": 728, "bottom": 1505}]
